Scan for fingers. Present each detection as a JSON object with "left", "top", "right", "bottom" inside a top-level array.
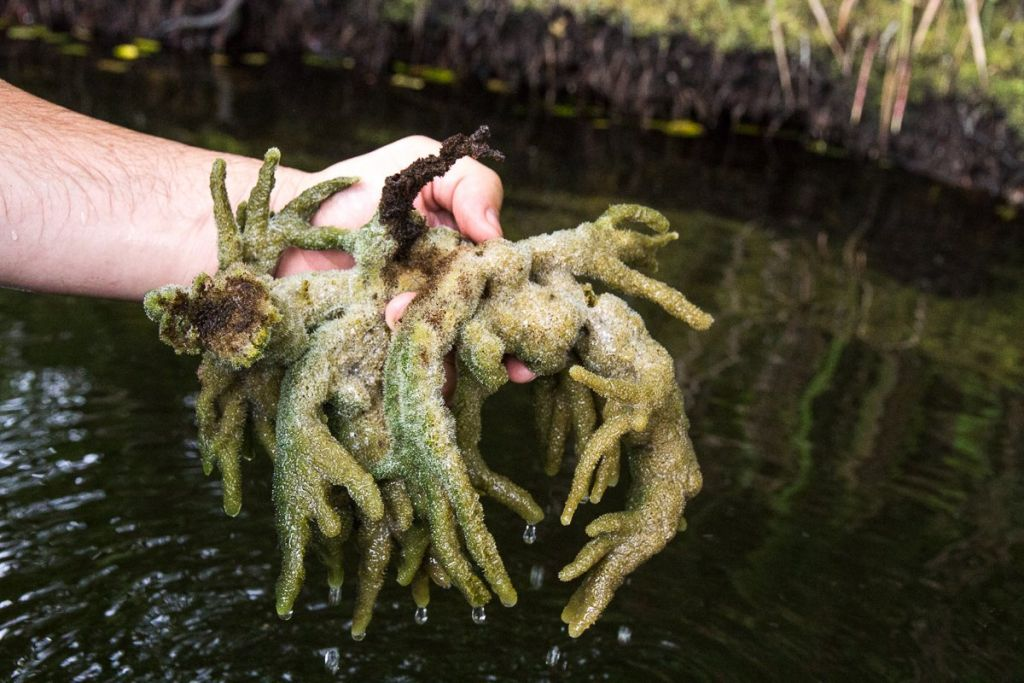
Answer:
[
  {"left": 505, "top": 356, "right": 537, "bottom": 383},
  {"left": 385, "top": 291, "right": 418, "bottom": 330},
  {"left": 387, "top": 293, "right": 534, "bottom": 385},
  {"left": 419, "top": 155, "right": 504, "bottom": 243},
  {"left": 278, "top": 133, "right": 503, "bottom": 275},
  {"left": 411, "top": 202, "right": 457, "bottom": 231},
  {"left": 275, "top": 247, "right": 355, "bottom": 277},
  {"left": 314, "top": 134, "right": 503, "bottom": 243},
  {"left": 387, "top": 292, "right": 459, "bottom": 397}
]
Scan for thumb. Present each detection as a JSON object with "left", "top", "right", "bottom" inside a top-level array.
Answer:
[{"left": 424, "top": 157, "right": 504, "bottom": 243}]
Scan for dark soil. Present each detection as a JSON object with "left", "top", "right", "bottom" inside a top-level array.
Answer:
[
  {"left": 382, "top": 125, "right": 503, "bottom": 258},
  {"left": 4, "top": 0, "right": 1023, "bottom": 203}
]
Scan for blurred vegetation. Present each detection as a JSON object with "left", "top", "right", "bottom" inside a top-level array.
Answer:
[
  {"left": 3, "top": 0, "right": 1023, "bottom": 200},
  {"left": 513, "top": 0, "right": 1024, "bottom": 130}
]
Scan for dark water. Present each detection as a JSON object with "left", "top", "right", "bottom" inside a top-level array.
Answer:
[{"left": 2, "top": 35, "right": 1024, "bottom": 681}]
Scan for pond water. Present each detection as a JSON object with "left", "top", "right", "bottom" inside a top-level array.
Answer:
[{"left": 2, "top": 39, "right": 1023, "bottom": 681}]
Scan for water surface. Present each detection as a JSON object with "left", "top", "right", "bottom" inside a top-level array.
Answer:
[{"left": 2, "top": 38, "right": 1023, "bottom": 681}]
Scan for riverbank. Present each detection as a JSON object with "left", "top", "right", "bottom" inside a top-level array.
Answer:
[{"left": 2, "top": 0, "right": 1022, "bottom": 204}]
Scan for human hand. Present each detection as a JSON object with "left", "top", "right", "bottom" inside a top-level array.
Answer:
[{"left": 275, "top": 135, "right": 535, "bottom": 384}]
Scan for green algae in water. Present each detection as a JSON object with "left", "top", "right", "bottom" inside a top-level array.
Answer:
[{"left": 145, "top": 128, "right": 711, "bottom": 639}]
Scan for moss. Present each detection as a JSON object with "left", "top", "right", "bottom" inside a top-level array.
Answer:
[{"left": 148, "top": 129, "right": 712, "bottom": 638}]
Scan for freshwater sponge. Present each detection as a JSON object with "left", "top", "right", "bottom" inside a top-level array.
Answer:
[{"left": 145, "top": 128, "right": 712, "bottom": 639}]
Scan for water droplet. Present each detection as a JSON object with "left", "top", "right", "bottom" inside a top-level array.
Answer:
[
  {"left": 414, "top": 606, "right": 428, "bottom": 625},
  {"left": 278, "top": 610, "right": 293, "bottom": 621},
  {"left": 545, "top": 645, "right": 561, "bottom": 667},
  {"left": 322, "top": 647, "right": 340, "bottom": 674},
  {"left": 351, "top": 631, "right": 365, "bottom": 642},
  {"left": 522, "top": 524, "right": 537, "bottom": 544},
  {"left": 580, "top": 495, "right": 589, "bottom": 505},
  {"left": 471, "top": 606, "right": 487, "bottom": 625},
  {"left": 529, "top": 564, "right": 545, "bottom": 589},
  {"left": 617, "top": 625, "right": 632, "bottom": 645},
  {"left": 328, "top": 586, "right": 342, "bottom": 606}
]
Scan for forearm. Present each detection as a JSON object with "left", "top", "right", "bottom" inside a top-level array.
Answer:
[{"left": 0, "top": 80, "right": 308, "bottom": 300}]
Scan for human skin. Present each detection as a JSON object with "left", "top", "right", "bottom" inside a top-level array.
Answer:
[{"left": 0, "top": 80, "right": 533, "bottom": 380}]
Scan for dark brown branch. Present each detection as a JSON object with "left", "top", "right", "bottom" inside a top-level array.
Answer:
[{"left": 381, "top": 126, "right": 504, "bottom": 259}]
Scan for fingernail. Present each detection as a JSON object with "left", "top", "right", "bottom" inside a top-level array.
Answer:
[{"left": 484, "top": 208, "right": 501, "bottom": 240}]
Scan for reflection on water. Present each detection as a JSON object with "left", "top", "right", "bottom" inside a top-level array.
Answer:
[{"left": 1, "top": 39, "right": 1023, "bottom": 681}]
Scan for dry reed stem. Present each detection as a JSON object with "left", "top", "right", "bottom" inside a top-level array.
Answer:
[
  {"left": 767, "top": 0, "right": 795, "bottom": 108},
  {"left": 807, "top": 0, "right": 846, "bottom": 69},
  {"left": 837, "top": 0, "right": 860, "bottom": 39},
  {"left": 912, "top": 0, "right": 944, "bottom": 52},
  {"left": 850, "top": 35, "right": 879, "bottom": 125},
  {"left": 891, "top": 57, "right": 912, "bottom": 134},
  {"left": 842, "top": 25, "right": 864, "bottom": 75},
  {"left": 891, "top": 0, "right": 914, "bottom": 134},
  {"left": 879, "top": 39, "right": 899, "bottom": 148},
  {"left": 964, "top": 0, "right": 989, "bottom": 88}
]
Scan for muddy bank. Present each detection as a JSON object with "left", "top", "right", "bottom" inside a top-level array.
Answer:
[{"left": 3, "top": 0, "right": 1023, "bottom": 204}]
